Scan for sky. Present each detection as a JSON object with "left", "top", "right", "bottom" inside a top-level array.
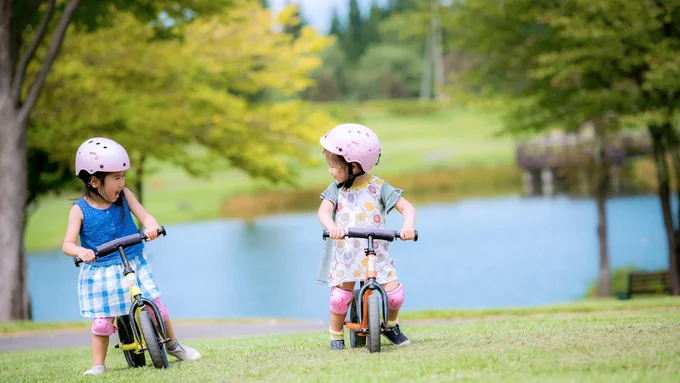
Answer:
[{"left": 268, "top": 0, "right": 390, "bottom": 34}]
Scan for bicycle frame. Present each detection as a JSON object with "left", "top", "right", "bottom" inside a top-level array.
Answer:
[
  {"left": 345, "top": 234, "right": 390, "bottom": 336},
  {"left": 114, "top": 245, "right": 169, "bottom": 353}
]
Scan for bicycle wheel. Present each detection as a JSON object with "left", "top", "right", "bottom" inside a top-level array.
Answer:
[
  {"left": 117, "top": 316, "right": 146, "bottom": 367},
  {"left": 367, "top": 294, "right": 381, "bottom": 353},
  {"left": 349, "top": 289, "right": 366, "bottom": 348},
  {"left": 138, "top": 311, "right": 170, "bottom": 369}
]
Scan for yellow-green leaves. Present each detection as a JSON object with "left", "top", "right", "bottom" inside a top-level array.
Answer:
[{"left": 31, "top": 1, "right": 335, "bottom": 187}]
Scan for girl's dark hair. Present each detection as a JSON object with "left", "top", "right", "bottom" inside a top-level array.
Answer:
[
  {"left": 323, "top": 149, "right": 362, "bottom": 172},
  {"left": 77, "top": 170, "right": 125, "bottom": 223}
]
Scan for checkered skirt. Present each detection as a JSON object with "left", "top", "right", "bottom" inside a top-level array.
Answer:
[{"left": 78, "top": 252, "right": 161, "bottom": 318}]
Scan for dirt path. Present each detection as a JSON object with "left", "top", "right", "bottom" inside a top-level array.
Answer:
[
  {"left": 0, "top": 318, "right": 478, "bottom": 353},
  {"left": 0, "top": 320, "right": 329, "bottom": 353}
]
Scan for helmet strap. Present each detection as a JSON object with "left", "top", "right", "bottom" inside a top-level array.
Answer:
[
  {"left": 339, "top": 165, "right": 365, "bottom": 189},
  {"left": 87, "top": 182, "right": 109, "bottom": 203}
]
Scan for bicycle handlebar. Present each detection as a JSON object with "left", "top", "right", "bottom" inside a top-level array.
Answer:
[
  {"left": 73, "top": 226, "right": 167, "bottom": 267},
  {"left": 322, "top": 227, "right": 418, "bottom": 242}
]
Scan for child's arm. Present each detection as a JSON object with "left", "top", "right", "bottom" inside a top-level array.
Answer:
[
  {"left": 318, "top": 199, "right": 344, "bottom": 239},
  {"left": 123, "top": 188, "right": 161, "bottom": 241},
  {"left": 62, "top": 205, "right": 96, "bottom": 261},
  {"left": 394, "top": 196, "right": 416, "bottom": 240}
]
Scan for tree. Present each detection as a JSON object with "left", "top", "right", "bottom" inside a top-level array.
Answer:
[
  {"left": 445, "top": 0, "right": 680, "bottom": 296},
  {"left": 0, "top": 0, "right": 234, "bottom": 321},
  {"left": 30, "top": 2, "right": 334, "bottom": 204},
  {"left": 342, "top": 0, "right": 365, "bottom": 63},
  {"left": 282, "top": 2, "right": 307, "bottom": 40},
  {"left": 349, "top": 43, "right": 422, "bottom": 100}
]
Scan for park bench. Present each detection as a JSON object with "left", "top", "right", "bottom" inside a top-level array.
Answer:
[{"left": 615, "top": 270, "right": 671, "bottom": 300}]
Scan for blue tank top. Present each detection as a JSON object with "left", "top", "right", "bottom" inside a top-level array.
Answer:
[{"left": 75, "top": 193, "right": 144, "bottom": 267}]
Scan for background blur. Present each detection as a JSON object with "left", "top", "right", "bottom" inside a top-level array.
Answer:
[{"left": 2, "top": 0, "right": 678, "bottom": 322}]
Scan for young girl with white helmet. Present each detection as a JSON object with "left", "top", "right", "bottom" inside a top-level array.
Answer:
[
  {"left": 62, "top": 137, "right": 200, "bottom": 375},
  {"left": 317, "top": 123, "right": 417, "bottom": 350}
]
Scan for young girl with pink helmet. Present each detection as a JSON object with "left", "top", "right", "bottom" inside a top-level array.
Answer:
[
  {"left": 317, "top": 123, "right": 417, "bottom": 350},
  {"left": 62, "top": 137, "right": 200, "bottom": 375}
]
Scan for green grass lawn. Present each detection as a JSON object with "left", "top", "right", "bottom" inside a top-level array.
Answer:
[
  {"left": 25, "top": 106, "right": 514, "bottom": 253},
  {"left": 4, "top": 296, "right": 677, "bottom": 335},
  {"left": 1, "top": 307, "right": 677, "bottom": 382}
]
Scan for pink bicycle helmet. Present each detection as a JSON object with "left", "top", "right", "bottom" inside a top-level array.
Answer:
[
  {"left": 320, "top": 123, "right": 381, "bottom": 172},
  {"left": 75, "top": 137, "right": 130, "bottom": 175}
]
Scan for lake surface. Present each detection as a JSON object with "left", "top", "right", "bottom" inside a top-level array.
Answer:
[{"left": 28, "top": 195, "right": 668, "bottom": 322}]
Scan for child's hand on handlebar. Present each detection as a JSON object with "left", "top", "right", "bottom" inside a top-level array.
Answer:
[
  {"left": 78, "top": 248, "right": 96, "bottom": 262},
  {"left": 399, "top": 226, "right": 416, "bottom": 241},
  {"left": 144, "top": 226, "right": 160, "bottom": 241},
  {"left": 328, "top": 226, "right": 345, "bottom": 240}
]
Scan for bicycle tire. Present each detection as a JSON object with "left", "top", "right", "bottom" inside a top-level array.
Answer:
[
  {"left": 367, "top": 294, "right": 381, "bottom": 353},
  {"left": 349, "top": 289, "right": 366, "bottom": 348},
  {"left": 138, "top": 311, "right": 170, "bottom": 369},
  {"left": 117, "top": 316, "right": 146, "bottom": 367}
]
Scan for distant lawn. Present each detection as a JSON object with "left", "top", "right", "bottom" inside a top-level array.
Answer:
[
  {"left": 26, "top": 105, "right": 514, "bottom": 252},
  {"left": 1, "top": 308, "right": 677, "bottom": 382}
]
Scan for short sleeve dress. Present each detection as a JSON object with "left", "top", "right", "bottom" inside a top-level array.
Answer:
[{"left": 319, "top": 175, "right": 403, "bottom": 286}]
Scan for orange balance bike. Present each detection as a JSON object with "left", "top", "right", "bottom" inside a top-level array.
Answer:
[{"left": 322, "top": 227, "right": 418, "bottom": 353}]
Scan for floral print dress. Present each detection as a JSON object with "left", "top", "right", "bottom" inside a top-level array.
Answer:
[{"left": 319, "top": 176, "right": 403, "bottom": 286}]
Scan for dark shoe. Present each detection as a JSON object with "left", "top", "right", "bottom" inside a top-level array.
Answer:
[
  {"left": 382, "top": 324, "right": 411, "bottom": 345},
  {"left": 330, "top": 339, "right": 346, "bottom": 350}
]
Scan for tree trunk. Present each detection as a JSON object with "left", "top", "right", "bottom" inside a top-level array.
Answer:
[
  {"left": 431, "top": 6, "right": 446, "bottom": 101},
  {"left": 419, "top": 33, "right": 433, "bottom": 101},
  {"left": 593, "top": 122, "right": 611, "bottom": 296},
  {"left": 650, "top": 124, "right": 680, "bottom": 295},
  {"left": 0, "top": 0, "right": 29, "bottom": 321},
  {"left": 0, "top": 105, "right": 30, "bottom": 321},
  {"left": 660, "top": 124, "right": 680, "bottom": 294},
  {"left": 0, "top": 0, "right": 81, "bottom": 320}
]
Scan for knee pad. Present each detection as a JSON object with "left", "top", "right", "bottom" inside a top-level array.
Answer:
[
  {"left": 329, "top": 287, "right": 353, "bottom": 315},
  {"left": 92, "top": 317, "right": 117, "bottom": 336},
  {"left": 386, "top": 284, "right": 405, "bottom": 310},
  {"left": 144, "top": 297, "right": 170, "bottom": 323}
]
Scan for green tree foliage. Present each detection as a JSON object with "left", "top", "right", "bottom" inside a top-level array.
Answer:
[
  {"left": 350, "top": 43, "right": 422, "bottom": 100},
  {"left": 31, "top": 2, "right": 335, "bottom": 189},
  {"left": 446, "top": 0, "right": 680, "bottom": 294}
]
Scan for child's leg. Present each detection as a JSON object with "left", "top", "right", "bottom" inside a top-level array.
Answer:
[
  {"left": 84, "top": 318, "right": 115, "bottom": 375},
  {"left": 92, "top": 334, "right": 110, "bottom": 365},
  {"left": 380, "top": 281, "right": 410, "bottom": 346},
  {"left": 382, "top": 280, "right": 404, "bottom": 324},
  {"left": 328, "top": 282, "right": 354, "bottom": 350},
  {"left": 144, "top": 297, "right": 201, "bottom": 360}
]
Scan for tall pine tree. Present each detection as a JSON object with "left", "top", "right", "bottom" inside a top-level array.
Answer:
[{"left": 343, "top": 0, "right": 365, "bottom": 62}]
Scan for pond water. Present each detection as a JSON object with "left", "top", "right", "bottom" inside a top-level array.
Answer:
[{"left": 28, "top": 195, "right": 668, "bottom": 322}]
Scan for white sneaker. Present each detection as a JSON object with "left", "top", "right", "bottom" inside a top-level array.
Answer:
[
  {"left": 83, "top": 365, "right": 106, "bottom": 375},
  {"left": 167, "top": 343, "right": 201, "bottom": 361}
]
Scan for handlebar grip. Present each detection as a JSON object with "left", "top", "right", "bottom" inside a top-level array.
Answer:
[
  {"left": 322, "top": 230, "right": 329, "bottom": 240},
  {"left": 74, "top": 257, "right": 83, "bottom": 267},
  {"left": 157, "top": 226, "right": 167, "bottom": 237},
  {"left": 394, "top": 230, "right": 418, "bottom": 241}
]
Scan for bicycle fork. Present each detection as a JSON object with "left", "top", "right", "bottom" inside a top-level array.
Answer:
[
  {"left": 346, "top": 234, "right": 390, "bottom": 333},
  {"left": 118, "top": 247, "right": 169, "bottom": 349}
]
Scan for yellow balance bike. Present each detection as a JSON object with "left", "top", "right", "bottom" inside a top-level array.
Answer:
[{"left": 74, "top": 226, "right": 170, "bottom": 369}]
